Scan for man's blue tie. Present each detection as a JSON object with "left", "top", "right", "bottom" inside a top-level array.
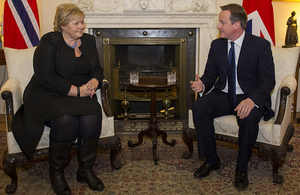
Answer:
[{"left": 228, "top": 41, "right": 236, "bottom": 108}]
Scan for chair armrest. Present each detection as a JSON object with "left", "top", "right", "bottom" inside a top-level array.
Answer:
[
  {"left": 0, "top": 78, "right": 23, "bottom": 132},
  {"left": 97, "top": 79, "right": 113, "bottom": 117},
  {"left": 274, "top": 75, "right": 297, "bottom": 124},
  {"left": 96, "top": 79, "right": 115, "bottom": 138},
  {"left": 1, "top": 78, "right": 23, "bottom": 112}
]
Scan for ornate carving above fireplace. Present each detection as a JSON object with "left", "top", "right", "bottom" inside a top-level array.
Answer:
[{"left": 72, "top": 0, "right": 216, "bottom": 13}]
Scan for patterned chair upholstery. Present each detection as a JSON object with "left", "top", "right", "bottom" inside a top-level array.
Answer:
[
  {"left": 1, "top": 47, "right": 122, "bottom": 194},
  {"left": 183, "top": 46, "right": 300, "bottom": 183}
]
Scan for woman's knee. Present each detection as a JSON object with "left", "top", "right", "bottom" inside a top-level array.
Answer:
[
  {"left": 77, "top": 115, "right": 102, "bottom": 139},
  {"left": 48, "top": 115, "right": 79, "bottom": 129},
  {"left": 79, "top": 115, "right": 102, "bottom": 127},
  {"left": 49, "top": 115, "right": 79, "bottom": 142}
]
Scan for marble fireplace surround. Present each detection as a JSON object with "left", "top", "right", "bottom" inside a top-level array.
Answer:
[{"left": 71, "top": 0, "right": 219, "bottom": 76}]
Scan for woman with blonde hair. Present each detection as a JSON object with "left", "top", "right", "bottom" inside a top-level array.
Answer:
[{"left": 12, "top": 3, "right": 105, "bottom": 194}]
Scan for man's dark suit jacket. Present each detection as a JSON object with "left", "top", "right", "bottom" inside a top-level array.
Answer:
[{"left": 200, "top": 31, "right": 275, "bottom": 120}]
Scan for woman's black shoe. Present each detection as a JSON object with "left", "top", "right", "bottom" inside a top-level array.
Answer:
[{"left": 77, "top": 166, "right": 105, "bottom": 191}]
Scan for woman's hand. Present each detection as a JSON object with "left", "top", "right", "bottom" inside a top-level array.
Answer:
[
  {"left": 68, "top": 78, "right": 99, "bottom": 98},
  {"left": 85, "top": 78, "right": 99, "bottom": 98}
]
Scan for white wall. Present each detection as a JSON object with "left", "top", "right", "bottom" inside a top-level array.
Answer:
[
  {"left": 37, "top": 0, "right": 70, "bottom": 35},
  {"left": 273, "top": 1, "right": 300, "bottom": 46}
]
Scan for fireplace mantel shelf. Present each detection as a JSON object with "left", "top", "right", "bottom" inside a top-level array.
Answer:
[
  {"left": 85, "top": 12, "right": 218, "bottom": 29},
  {"left": 85, "top": 12, "right": 218, "bottom": 16}
]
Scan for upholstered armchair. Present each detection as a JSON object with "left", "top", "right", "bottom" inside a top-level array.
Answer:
[
  {"left": 1, "top": 47, "right": 122, "bottom": 194},
  {"left": 183, "top": 46, "right": 300, "bottom": 183}
]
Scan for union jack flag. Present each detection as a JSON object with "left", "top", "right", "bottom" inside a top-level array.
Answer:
[
  {"left": 3, "top": 0, "right": 40, "bottom": 49},
  {"left": 243, "top": 0, "right": 276, "bottom": 46}
]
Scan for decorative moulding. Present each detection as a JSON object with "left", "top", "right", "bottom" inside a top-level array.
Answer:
[{"left": 71, "top": 0, "right": 216, "bottom": 13}]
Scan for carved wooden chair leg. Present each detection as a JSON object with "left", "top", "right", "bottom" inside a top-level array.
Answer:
[
  {"left": 182, "top": 127, "right": 197, "bottom": 159},
  {"left": 109, "top": 136, "right": 122, "bottom": 170},
  {"left": 286, "top": 123, "right": 295, "bottom": 152},
  {"left": 271, "top": 145, "right": 286, "bottom": 183},
  {"left": 288, "top": 144, "right": 294, "bottom": 152},
  {"left": 2, "top": 151, "right": 29, "bottom": 194},
  {"left": 98, "top": 135, "right": 122, "bottom": 170},
  {"left": 271, "top": 123, "right": 295, "bottom": 183}
]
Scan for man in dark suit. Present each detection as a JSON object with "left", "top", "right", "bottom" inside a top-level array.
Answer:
[{"left": 190, "top": 3, "right": 275, "bottom": 190}]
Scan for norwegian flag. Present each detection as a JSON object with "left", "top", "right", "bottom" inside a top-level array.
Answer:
[
  {"left": 3, "top": 0, "right": 40, "bottom": 49},
  {"left": 242, "top": 0, "right": 275, "bottom": 46}
]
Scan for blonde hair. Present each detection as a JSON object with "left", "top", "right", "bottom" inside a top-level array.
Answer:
[{"left": 53, "top": 3, "right": 85, "bottom": 32}]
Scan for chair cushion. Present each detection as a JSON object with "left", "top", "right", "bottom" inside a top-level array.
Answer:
[
  {"left": 214, "top": 115, "right": 274, "bottom": 144},
  {"left": 189, "top": 109, "right": 275, "bottom": 145}
]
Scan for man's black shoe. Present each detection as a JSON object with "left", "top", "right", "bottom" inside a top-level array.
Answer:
[
  {"left": 194, "top": 159, "right": 221, "bottom": 178},
  {"left": 234, "top": 170, "right": 249, "bottom": 191}
]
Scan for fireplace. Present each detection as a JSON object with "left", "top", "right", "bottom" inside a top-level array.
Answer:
[{"left": 92, "top": 28, "right": 196, "bottom": 121}]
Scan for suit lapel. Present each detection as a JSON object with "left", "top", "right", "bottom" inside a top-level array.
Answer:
[
  {"left": 237, "top": 32, "right": 253, "bottom": 71},
  {"left": 220, "top": 39, "right": 228, "bottom": 76}
]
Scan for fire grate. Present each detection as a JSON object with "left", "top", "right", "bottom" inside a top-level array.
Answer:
[{"left": 115, "top": 119, "right": 187, "bottom": 133}]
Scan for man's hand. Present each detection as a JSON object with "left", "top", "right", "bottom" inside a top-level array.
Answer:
[
  {"left": 234, "top": 98, "right": 255, "bottom": 119},
  {"left": 190, "top": 74, "right": 204, "bottom": 93}
]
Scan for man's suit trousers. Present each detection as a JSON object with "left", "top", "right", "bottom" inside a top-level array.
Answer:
[{"left": 192, "top": 89, "right": 265, "bottom": 171}]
